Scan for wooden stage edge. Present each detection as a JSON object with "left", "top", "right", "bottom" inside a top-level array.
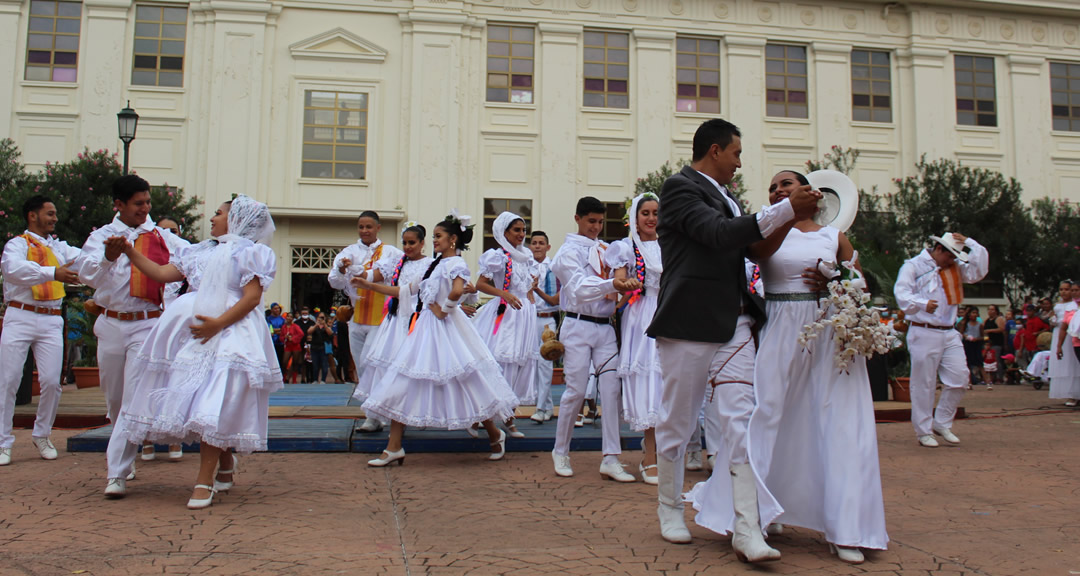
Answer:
[{"left": 14, "top": 386, "right": 938, "bottom": 430}]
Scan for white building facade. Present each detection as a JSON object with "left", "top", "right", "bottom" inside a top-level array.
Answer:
[{"left": 2, "top": 0, "right": 1079, "bottom": 308}]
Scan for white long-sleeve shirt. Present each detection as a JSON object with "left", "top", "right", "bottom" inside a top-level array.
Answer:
[
  {"left": 534, "top": 257, "right": 560, "bottom": 315},
  {"left": 894, "top": 238, "right": 989, "bottom": 328},
  {"left": 551, "top": 233, "right": 616, "bottom": 318},
  {"left": 75, "top": 215, "right": 188, "bottom": 312},
  {"left": 327, "top": 239, "right": 404, "bottom": 308},
  {"left": 1, "top": 230, "right": 83, "bottom": 310}
]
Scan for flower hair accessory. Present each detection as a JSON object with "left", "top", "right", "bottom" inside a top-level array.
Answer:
[
  {"left": 401, "top": 220, "right": 419, "bottom": 237},
  {"left": 446, "top": 209, "right": 475, "bottom": 233}
]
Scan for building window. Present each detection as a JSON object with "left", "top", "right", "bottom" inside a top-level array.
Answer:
[
  {"left": 486, "top": 24, "right": 534, "bottom": 104},
  {"left": 25, "top": 0, "right": 81, "bottom": 82},
  {"left": 482, "top": 199, "right": 533, "bottom": 252},
  {"left": 955, "top": 55, "right": 996, "bottom": 127},
  {"left": 1050, "top": 62, "right": 1080, "bottom": 132},
  {"left": 851, "top": 50, "right": 891, "bottom": 123},
  {"left": 765, "top": 44, "right": 808, "bottom": 118},
  {"left": 675, "top": 37, "right": 720, "bottom": 114},
  {"left": 583, "top": 30, "right": 629, "bottom": 109},
  {"left": 131, "top": 4, "right": 187, "bottom": 87},
  {"left": 291, "top": 246, "right": 343, "bottom": 272},
  {"left": 301, "top": 90, "right": 368, "bottom": 180},
  {"left": 600, "top": 201, "right": 628, "bottom": 244}
]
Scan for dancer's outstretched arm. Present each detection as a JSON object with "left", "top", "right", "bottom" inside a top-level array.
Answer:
[{"left": 106, "top": 236, "right": 184, "bottom": 284}]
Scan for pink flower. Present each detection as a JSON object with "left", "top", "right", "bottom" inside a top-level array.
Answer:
[{"left": 80, "top": 205, "right": 86, "bottom": 211}]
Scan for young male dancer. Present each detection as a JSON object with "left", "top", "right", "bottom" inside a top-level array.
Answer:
[
  {"left": 529, "top": 230, "right": 559, "bottom": 423},
  {"left": 550, "top": 197, "right": 640, "bottom": 481}
]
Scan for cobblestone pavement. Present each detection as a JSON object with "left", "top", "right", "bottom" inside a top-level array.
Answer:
[{"left": 1, "top": 384, "right": 1077, "bottom": 576}]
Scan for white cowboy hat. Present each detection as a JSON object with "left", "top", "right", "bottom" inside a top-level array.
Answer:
[
  {"left": 929, "top": 232, "right": 969, "bottom": 262},
  {"left": 806, "top": 170, "right": 859, "bottom": 232}
]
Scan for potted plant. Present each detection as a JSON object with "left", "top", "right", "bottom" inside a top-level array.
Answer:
[
  {"left": 66, "top": 295, "right": 100, "bottom": 388},
  {"left": 887, "top": 342, "right": 911, "bottom": 402}
]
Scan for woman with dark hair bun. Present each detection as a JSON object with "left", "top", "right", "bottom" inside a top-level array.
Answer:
[
  {"left": 362, "top": 214, "right": 519, "bottom": 466},
  {"left": 350, "top": 222, "right": 433, "bottom": 410}
]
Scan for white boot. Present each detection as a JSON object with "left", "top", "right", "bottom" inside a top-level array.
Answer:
[
  {"left": 730, "top": 463, "right": 781, "bottom": 563},
  {"left": 656, "top": 457, "right": 692, "bottom": 544},
  {"left": 358, "top": 417, "right": 383, "bottom": 432}
]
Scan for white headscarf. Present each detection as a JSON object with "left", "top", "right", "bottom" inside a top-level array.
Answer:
[
  {"left": 492, "top": 211, "right": 533, "bottom": 263},
  {"left": 628, "top": 193, "right": 662, "bottom": 274},
  {"left": 196, "top": 195, "right": 274, "bottom": 319}
]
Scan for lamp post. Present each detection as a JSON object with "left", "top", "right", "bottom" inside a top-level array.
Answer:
[{"left": 117, "top": 101, "right": 139, "bottom": 175}]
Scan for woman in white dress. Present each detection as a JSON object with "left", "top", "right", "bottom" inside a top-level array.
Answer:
[
  {"left": 472, "top": 211, "right": 540, "bottom": 438},
  {"left": 689, "top": 170, "right": 888, "bottom": 565},
  {"left": 1049, "top": 281, "right": 1080, "bottom": 405},
  {"left": 106, "top": 195, "right": 280, "bottom": 510},
  {"left": 604, "top": 193, "right": 662, "bottom": 485},
  {"left": 350, "top": 223, "right": 433, "bottom": 405},
  {"left": 362, "top": 215, "right": 520, "bottom": 466}
]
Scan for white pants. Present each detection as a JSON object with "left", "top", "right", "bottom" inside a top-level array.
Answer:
[
  {"left": 656, "top": 316, "right": 756, "bottom": 489},
  {"left": 0, "top": 307, "right": 64, "bottom": 447},
  {"left": 97, "top": 315, "right": 157, "bottom": 479},
  {"left": 535, "top": 316, "right": 556, "bottom": 412},
  {"left": 348, "top": 321, "right": 376, "bottom": 382},
  {"left": 554, "top": 318, "right": 622, "bottom": 456},
  {"left": 908, "top": 326, "right": 968, "bottom": 437}
]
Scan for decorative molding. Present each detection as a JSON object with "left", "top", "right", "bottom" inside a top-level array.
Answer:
[
  {"left": 713, "top": 2, "right": 730, "bottom": 19},
  {"left": 289, "top": 28, "right": 388, "bottom": 63}
]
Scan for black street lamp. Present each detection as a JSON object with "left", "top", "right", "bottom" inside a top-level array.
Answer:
[{"left": 117, "top": 101, "right": 139, "bottom": 175}]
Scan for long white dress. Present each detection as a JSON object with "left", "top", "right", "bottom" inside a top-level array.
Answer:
[
  {"left": 472, "top": 248, "right": 540, "bottom": 405},
  {"left": 604, "top": 237, "right": 663, "bottom": 431},
  {"left": 351, "top": 254, "right": 433, "bottom": 403},
  {"left": 1048, "top": 301, "right": 1080, "bottom": 399},
  {"left": 114, "top": 240, "right": 282, "bottom": 453},
  {"left": 362, "top": 256, "right": 520, "bottom": 429},
  {"left": 690, "top": 226, "right": 888, "bottom": 549}
]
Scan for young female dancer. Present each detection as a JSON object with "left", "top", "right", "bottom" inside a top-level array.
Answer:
[
  {"left": 350, "top": 223, "right": 433, "bottom": 404},
  {"left": 104, "top": 195, "right": 280, "bottom": 509},
  {"left": 604, "top": 193, "right": 662, "bottom": 484},
  {"left": 362, "top": 215, "right": 520, "bottom": 465},
  {"left": 472, "top": 211, "right": 540, "bottom": 438}
]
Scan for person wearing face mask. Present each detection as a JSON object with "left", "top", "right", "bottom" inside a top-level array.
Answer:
[
  {"left": 350, "top": 223, "right": 433, "bottom": 419},
  {"left": 895, "top": 231, "right": 988, "bottom": 448},
  {"left": 328, "top": 211, "right": 403, "bottom": 429},
  {"left": 0, "top": 196, "right": 83, "bottom": 466},
  {"left": 604, "top": 194, "right": 663, "bottom": 485},
  {"left": 76, "top": 175, "right": 188, "bottom": 488},
  {"left": 471, "top": 212, "right": 540, "bottom": 439},
  {"left": 294, "top": 307, "right": 315, "bottom": 383}
]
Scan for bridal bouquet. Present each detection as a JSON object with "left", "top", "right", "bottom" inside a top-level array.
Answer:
[{"left": 797, "top": 252, "right": 891, "bottom": 372}]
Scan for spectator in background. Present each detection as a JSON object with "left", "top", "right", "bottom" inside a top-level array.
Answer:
[
  {"left": 1039, "top": 297, "right": 1054, "bottom": 325},
  {"left": 266, "top": 303, "right": 285, "bottom": 372},
  {"left": 295, "top": 306, "right": 315, "bottom": 382},
  {"left": 983, "top": 304, "right": 1006, "bottom": 372},
  {"left": 1016, "top": 304, "right": 1049, "bottom": 366},
  {"left": 957, "top": 306, "right": 983, "bottom": 387},
  {"left": 281, "top": 313, "right": 305, "bottom": 384},
  {"left": 1005, "top": 309, "right": 1020, "bottom": 358},
  {"left": 63, "top": 293, "right": 86, "bottom": 384},
  {"left": 307, "top": 312, "right": 333, "bottom": 384}
]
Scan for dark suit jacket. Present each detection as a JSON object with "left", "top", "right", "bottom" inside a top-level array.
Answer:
[{"left": 646, "top": 165, "right": 768, "bottom": 343}]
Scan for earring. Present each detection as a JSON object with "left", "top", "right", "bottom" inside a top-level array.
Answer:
[{"left": 451, "top": 242, "right": 457, "bottom": 250}]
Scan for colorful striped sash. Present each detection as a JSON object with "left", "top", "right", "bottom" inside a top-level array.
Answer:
[
  {"left": 130, "top": 230, "right": 170, "bottom": 307},
  {"left": 939, "top": 265, "right": 964, "bottom": 306},
  {"left": 22, "top": 234, "right": 66, "bottom": 301},
  {"left": 353, "top": 244, "right": 387, "bottom": 325}
]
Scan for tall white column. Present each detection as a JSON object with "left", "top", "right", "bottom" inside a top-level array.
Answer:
[
  {"left": 909, "top": 46, "right": 949, "bottom": 162},
  {"left": 81, "top": 0, "right": 132, "bottom": 154},
  {"left": 633, "top": 29, "right": 674, "bottom": 176},
  {"left": 724, "top": 35, "right": 766, "bottom": 196},
  {"left": 0, "top": 0, "right": 24, "bottom": 138},
  {"left": 812, "top": 41, "right": 851, "bottom": 156},
  {"left": 1007, "top": 55, "right": 1048, "bottom": 198},
  {"left": 536, "top": 22, "right": 581, "bottom": 235}
]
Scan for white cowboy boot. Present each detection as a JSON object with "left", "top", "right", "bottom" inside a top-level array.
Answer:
[
  {"left": 730, "top": 463, "right": 781, "bottom": 562},
  {"left": 656, "top": 457, "right": 692, "bottom": 543}
]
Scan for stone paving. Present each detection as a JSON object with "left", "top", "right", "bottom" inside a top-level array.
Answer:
[{"left": 1, "top": 384, "right": 1078, "bottom": 575}]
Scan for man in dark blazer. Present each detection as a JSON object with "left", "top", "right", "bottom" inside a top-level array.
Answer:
[{"left": 646, "top": 119, "right": 818, "bottom": 560}]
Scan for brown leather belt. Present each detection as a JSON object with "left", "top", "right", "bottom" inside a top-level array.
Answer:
[
  {"left": 102, "top": 308, "right": 162, "bottom": 321},
  {"left": 537, "top": 312, "right": 558, "bottom": 318},
  {"left": 909, "top": 321, "right": 953, "bottom": 331},
  {"left": 7, "top": 301, "right": 62, "bottom": 316}
]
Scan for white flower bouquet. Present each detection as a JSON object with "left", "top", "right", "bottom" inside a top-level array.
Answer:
[{"left": 797, "top": 252, "right": 892, "bottom": 372}]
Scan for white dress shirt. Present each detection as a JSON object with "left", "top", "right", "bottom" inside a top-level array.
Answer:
[
  {"left": 75, "top": 215, "right": 188, "bottom": 312},
  {"left": 327, "top": 239, "right": 404, "bottom": 308},
  {"left": 696, "top": 170, "right": 795, "bottom": 238},
  {"left": 894, "top": 238, "right": 989, "bottom": 328},
  {"left": 551, "top": 234, "right": 616, "bottom": 318},
  {"left": 534, "top": 257, "right": 560, "bottom": 315},
  {"left": 1, "top": 230, "right": 83, "bottom": 310}
]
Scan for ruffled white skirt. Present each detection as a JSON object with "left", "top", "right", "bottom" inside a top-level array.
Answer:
[
  {"left": 113, "top": 293, "right": 283, "bottom": 453},
  {"left": 472, "top": 296, "right": 539, "bottom": 405},
  {"left": 351, "top": 313, "right": 407, "bottom": 403},
  {"left": 363, "top": 307, "right": 519, "bottom": 429},
  {"left": 617, "top": 291, "right": 663, "bottom": 431}
]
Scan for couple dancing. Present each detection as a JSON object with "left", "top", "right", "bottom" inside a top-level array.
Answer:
[{"left": 649, "top": 119, "right": 888, "bottom": 564}]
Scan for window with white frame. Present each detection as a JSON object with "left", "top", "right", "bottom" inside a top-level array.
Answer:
[{"left": 301, "top": 90, "right": 368, "bottom": 180}]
